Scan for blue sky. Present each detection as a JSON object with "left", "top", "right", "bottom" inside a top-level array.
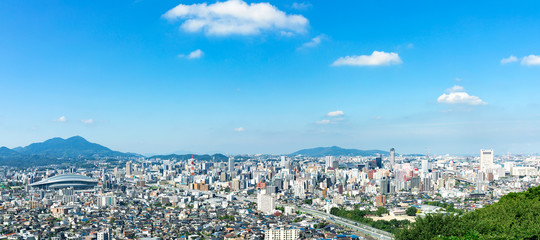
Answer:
[{"left": 1, "top": 0, "right": 540, "bottom": 155}]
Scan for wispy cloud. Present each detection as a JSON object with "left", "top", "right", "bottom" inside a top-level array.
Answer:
[
  {"left": 298, "top": 34, "right": 325, "bottom": 49},
  {"left": 326, "top": 110, "right": 344, "bottom": 117},
  {"left": 178, "top": 49, "right": 204, "bottom": 59},
  {"left": 315, "top": 119, "right": 330, "bottom": 125},
  {"left": 233, "top": 127, "right": 245, "bottom": 132},
  {"left": 54, "top": 116, "right": 67, "bottom": 122},
  {"left": 446, "top": 85, "right": 464, "bottom": 92},
  {"left": 332, "top": 51, "right": 402, "bottom": 66},
  {"left": 437, "top": 86, "right": 486, "bottom": 105},
  {"left": 521, "top": 54, "right": 540, "bottom": 66},
  {"left": 163, "top": 0, "right": 309, "bottom": 36},
  {"left": 291, "top": 2, "right": 312, "bottom": 10},
  {"left": 81, "top": 119, "right": 94, "bottom": 124},
  {"left": 500, "top": 55, "right": 517, "bottom": 64}
]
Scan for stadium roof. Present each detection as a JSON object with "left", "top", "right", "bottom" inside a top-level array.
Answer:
[{"left": 29, "top": 174, "right": 97, "bottom": 189}]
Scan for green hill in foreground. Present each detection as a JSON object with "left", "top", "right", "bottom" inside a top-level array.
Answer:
[{"left": 396, "top": 184, "right": 540, "bottom": 240}]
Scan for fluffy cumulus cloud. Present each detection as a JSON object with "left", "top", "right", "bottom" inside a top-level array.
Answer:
[
  {"left": 437, "top": 86, "right": 486, "bottom": 105},
  {"left": 521, "top": 54, "right": 540, "bottom": 66},
  {"left": 332, "top": 51, "right": 402, "bottom": 66},
  {"left": 500, "top": 55, "right": 518, "bottom": 64},
  {"left": 55, "top": 116, "right": 67, "bottom": 122},
  {"left": 81, "top": 119, "right": 94, "bottom": 124},
  {"left": 163, "top": 0, "right": 309, "bottom": 36},
  {"left": 179, "top": 49, "right": 204, "bottom": 59},
  {"left": 299, "top": 34, "right": 325, "bottom": 49},
  {"left": 326, "top": 110, "right": 344, "bottom": 117},
  {"left": 233, "top": 127, "right": 245, "bottom": 132}
]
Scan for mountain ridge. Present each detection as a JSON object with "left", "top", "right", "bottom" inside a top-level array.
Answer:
[
  {"left": 290, "top": 146, "right": 389, "bottom": 157},
  {"left": 0, "top": 136, "right": 140, "bottom": 167},
  {"left": 148, "top": 153, "right": 229, "bottom": 162}
]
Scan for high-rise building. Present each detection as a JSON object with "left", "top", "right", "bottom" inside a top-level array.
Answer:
[
  {"left": 380, "top": 179, "right": 391, "bottom": 194},
  {"left": 125, "top": 161, "right": 132, "bottom": 176},
  {"left": 231, "top": 179, "right": 241, "bottom": 191},
  {"left": 480, "top": 149, "right": 494, "bottom": 172},
  {"left": 325, "top": 156, "right": 335, "bottom": 169},
  {"left": 376, "top": 156, "right": 383, "bottom": 169},
  {"left": 228, "top": 157, "right": 234, "bottom": 173},
  {"left": 257, "top": 193, "right": 275, "bottom": 214},
  {"left": 389, "top": 148, "right": 395, "bottom": 167},
  {"left": 422, "top": 158, "right": 429, "bottom": 174}
]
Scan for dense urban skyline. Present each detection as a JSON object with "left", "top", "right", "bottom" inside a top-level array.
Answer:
[{"left": 1, "top": 0, "right": 540, "bottom": 155}]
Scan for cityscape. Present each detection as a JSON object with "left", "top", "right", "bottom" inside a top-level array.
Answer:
[
  {"left": 1, "top": 0, "right": 540, "bottom": 240},
  {"left": 0, "top": 137, "right": 538, "bottom": 239}
]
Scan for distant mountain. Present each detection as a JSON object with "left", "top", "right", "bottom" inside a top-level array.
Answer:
[
  {"left": 290, "top": 146, "right": 388, "bottom": 157},
  {"left": 0, "top": 136, "right": 141, "bottom": 167},
  {"left": 148, "top": 153, "right": 229, "bottom": 162},
  {"left": 0, "top": 147, "right": 23, "bottom": 158},
  {"left": 14, "top": 136, "right": 139, "bottom": 159},
  {"left": 0, "top": 146, "right": 61, "bottom": 167}
]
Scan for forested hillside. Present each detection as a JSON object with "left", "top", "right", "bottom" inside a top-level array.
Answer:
[{"left": 396, "top": 185, "right": 540, "bottom": 240}]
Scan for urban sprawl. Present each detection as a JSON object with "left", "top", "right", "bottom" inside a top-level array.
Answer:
[{"left": 1, "top": 149, "right": 539, "bottom": 240}]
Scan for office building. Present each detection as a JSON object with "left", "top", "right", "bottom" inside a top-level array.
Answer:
[
  {"left": 325, "top": 156, "right": 335, "bottom": 169},
  {"left": 257, "top": 193, "right": 275, "bottom": 214},
  {"left": 376, "top": 156, "right": 383, "bottom": 169},
  {"left": 480, "top": 149, "right": 494, "bottom": 172},
  {"left": 228, "top": 157, "right": 234, "bottom": 173},
  {"left": 126, "top": 161, "right": 133, "bottom": 176},
  {"left": 390, "top": 148, "right": 395, "bottom": 167}
]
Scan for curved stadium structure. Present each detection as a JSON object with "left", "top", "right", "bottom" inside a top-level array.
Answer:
[{"left": 29, "top": 174, "right": 98, "bottom": 190}]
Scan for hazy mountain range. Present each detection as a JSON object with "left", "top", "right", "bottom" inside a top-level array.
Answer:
[
  {"left": 148, "top": 153, "right": 229, "bottom": 162},
  {"left": 0, "top": 136, "right": 139, "bottom": 167},
  {"left": 290, "top": 146, "right": 389, "bottom": 157},
  {"left": 0, "top": 136, "right": 390, "bottom": 167}
]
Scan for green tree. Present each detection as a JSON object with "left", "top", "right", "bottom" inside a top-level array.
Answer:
[
  {"left": 396, "top": 185, "right": 540, "bottom": 240},
  {"left": 376, "top": 207, "right": 389, "bottom": 216},
  {"left": 406, "top": 207, "right": 417, "bottom": 216}
]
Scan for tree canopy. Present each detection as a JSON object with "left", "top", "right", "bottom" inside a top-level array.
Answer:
[
  {"left": 396, "top": 184, "right": 540, "bottom": 240},
  {"left": 406, "top": 207, "right": 417, "bottom": 216}
]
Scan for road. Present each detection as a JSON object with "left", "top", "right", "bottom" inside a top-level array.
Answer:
[
  {"left": 297, "top": 207, "right": 395, "bottom": 240},
  {"left": 215, "top": 193, "right": 394, "bottom": 239}
]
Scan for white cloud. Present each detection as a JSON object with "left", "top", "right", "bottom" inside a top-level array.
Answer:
[
  {"left": 437, "top": 87, "right": 487, "bottom": 105},
  {"left": 500, "top": 55, "right": 518, "bottom": 64},
  {"left": 178, "top": 49, "right": 204, "bottom": 59},
  {"left": 326, "top": 110, "right": 344, "bottom": 117},
  {"left": 291, "top": 2, "right": 311, "bottom": 10},
  {"left": 446, "top": 85, "right": 464, "bottom": 93},
  {"left": 188, "top": 49, "right": 204, "bottom": 59},
  {"left": 81, "top": 119, "right": 94, "bottom": 124},
  {"left": 299, "top": 34, "right": 325, "bottom": 49},
  {"left": 280, "top": 31, "right": 295, "bottom": 37},
  {"left": 316, "top": 119, "right": 330, "bottom": 125},
  {"left": 332, "top": 51, "right": 402, "bottom": 66},
  {"left": 233, "top": 127, "right": 245, "bottom": 132},
  {"left": 55, "top": 116, "right": 67, "bottom": 122},
  {"left": 163, "top": 0, "right": 309, "bottom": 36},
  {"left": 521, "top": 54, "right": 540, "bottom": 66}
]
